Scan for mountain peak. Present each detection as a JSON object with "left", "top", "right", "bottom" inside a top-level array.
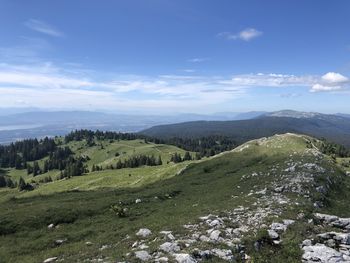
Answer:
[{"left": 264, "top": 110, "right": 322, "bottom": 119}]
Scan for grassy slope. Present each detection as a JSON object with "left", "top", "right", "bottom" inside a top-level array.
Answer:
[
  {"left": 0, "top": 134, "right": 348, "bottom": 262},
  {"left": 0, "top": 139, "right": 192, "bottom": 202}
]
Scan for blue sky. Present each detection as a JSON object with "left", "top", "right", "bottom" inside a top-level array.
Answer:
[{"left": 0, "top": 0, "right": 350, "bottom": 114}]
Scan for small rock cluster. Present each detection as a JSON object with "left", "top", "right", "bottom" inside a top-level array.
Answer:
[{"left": 301, "top": 213, "right": 350, "bottom": 262}]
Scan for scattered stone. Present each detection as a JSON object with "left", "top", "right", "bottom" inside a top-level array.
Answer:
[
  {"left": 47, "top": 223, "right": 55, "bottom": 229},
  {"left": 159, "top": 242, "right": 180, "bottom": 253},
  {"left": 134, "top": 250, "right": 152, "bottom": 261},
  {"left": 274, "top": 186, "right": 285, "bottom": 193},
  {"left": 256, "top": 188, "right": 267, "bottom": 195},
  {"left": 209, "top": 230, "right": 221, "bottom": 241},
  {"left": 136, "top": 228, "right": 152, "bottom": 238},
  {"left": 139, "top": 244, "right": 149, "bottom": 249},
  {"left": 268, "top": 229, "right": 279, "bottom": 240},
  {"left": 135, "top": 199, "right": 142, "bottom": 204},
  {"left": 155, "top": 257, "right": 169, "bottom": 262},
  {"left": 173, "top": 253, "right": 196, "bottom": 263},
  {"left": 302, "top": 239, "right": 313, "bottom": 247},
  {"left": 43, "top": 257, "right": 58, "bottom": 263},
  {"left": 314, "top": 213, "right": 339, "bottom": 224},
  {"left": 85, "top": 241, "right": 93, "bottom": 246},
  {"left": 99, "top": 244, "right": 110, "bottom": 251},
  {"left": 54, "top": 239, "right": 66, "bottom": 246},
  {"left": 211, "top": 248, "right": 234, "bottom": 261},
  {"left": 270, "top": 222, "right": 287, "bottom": 233}
]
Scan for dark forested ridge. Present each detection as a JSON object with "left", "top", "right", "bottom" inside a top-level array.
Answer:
[{"left": 141, "top": 116, "right": 350, "bottom": 147}]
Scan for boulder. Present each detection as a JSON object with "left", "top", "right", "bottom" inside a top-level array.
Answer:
[
  {"left": 136, "top": 228, "right": 152, "bottom": 238},
  {"left": 135, "top": 250, "right": 152, "bottom": 261},
  {"left": 302, "top": 244, "right": 346, "bottom": 262},
  {"left": 47, "top": 224, "right": 55, "bottom": 229}
]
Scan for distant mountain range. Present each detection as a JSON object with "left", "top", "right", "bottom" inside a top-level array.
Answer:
[
  {"left": 141, "top": 110, "right": 350, "bottom": 147},
  {"left": 1, "top": 109, "right": 350, "bottom": 146},
  {"left": 0, "top": 110, "right": 265, "bottom": 144}
]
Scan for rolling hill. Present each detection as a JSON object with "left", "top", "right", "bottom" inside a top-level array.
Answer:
[
  {"left": 141, "top": 111, "right": 350, "bottom": 147},
  {"left": 1, "top": 133, "right": 350, "bottom": 262}
]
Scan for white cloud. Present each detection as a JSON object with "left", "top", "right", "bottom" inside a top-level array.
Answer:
[
  {"left": 222, "top": 73, "right": 317, "bottom": 87},
  {"left": 24, "top": 19, "right": 64, "bottom": 37},
  {"left": 310, "top": 84, "right": 343, "bottom": 92},
  {"left": 321, "top": 72, "right": 348, "bottom": 84},
  {"left": 310, "top": 72, "right": 349, "bottom": 92},
  {"left": 218, "top": 28, "right": 263, "bottom": 41}
]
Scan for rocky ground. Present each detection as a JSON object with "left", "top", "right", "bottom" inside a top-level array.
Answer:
[{"left": 36, "top": 134, "right": 349, "bottom": 263}]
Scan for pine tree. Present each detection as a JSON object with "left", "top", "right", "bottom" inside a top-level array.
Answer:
[
  {"left": 18, "top": 177, "right": 27, "bottom": 191},
  {"left": 183, "top": 151, "right": 192, "bottom": 161}
]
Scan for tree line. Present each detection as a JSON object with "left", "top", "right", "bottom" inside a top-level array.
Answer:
[
  {"left": 65, "top": 130, "right": 237, "bottom": 158},
  {"left": 316, "top": 139, "right": 350, "bottom": 158},
  {"left": 0, "top": 137, "right": 56, "bottom": 169},
  {"left": 92, "top": 154, "right": 163, "bottom": 171}
]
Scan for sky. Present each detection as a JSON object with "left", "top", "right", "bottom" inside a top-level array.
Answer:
[{"left": 0, "top": 0, "right": 350, "bottom": 114}]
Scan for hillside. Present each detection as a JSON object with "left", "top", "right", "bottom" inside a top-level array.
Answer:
[
  {"left": 141, "top": 113, "right": 350, "bottom": 147},
  {"left": 0, "top": 133, "right": 349, "bottom": 262}
]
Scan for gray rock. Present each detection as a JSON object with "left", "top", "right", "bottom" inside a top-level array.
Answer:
[
  {"left": 274, "top": 186, "right": 285, "bottom": 193},
  {"left": 135, "top": 250, "right": 152, "bottom": 261},
  {"left": 302, "top": 244, "right": 346, "bottom": 262},
  {"left": 270, "top": 223, "right": 287, "bottom": 233},
  {"left": 268, "top": 229, "right": 279, "bottom": 240},
  {"left": 155, "top": 257, "right": 169, "bottom": 262},
  {"left": 136, "top": 228, "right": 152, "bottom": 238},
  {"left": 47, "top": 224, "right": 55, "bottom": 229},
  {"left": 197, "top": 250, "right": 212, "bottom": 259},
  {"left": 199, "top": 235, "right": 210, "bottom": 242},
  {"left": 283, "top": 219, "right": 295, "bottom": 226},
  {"left": 326, "top": 239, "right": 336, "bottom": 248},
  {"left": 54, "top": 239, "right": 66, "bottom": 246},
  {"left": 302, "top": 239, "right": 313, "bottom": 247},
  {"left": 208, "top": 219, "right": 222, "bottom": 227},
  {"left": 173, "top": 253, "right": 197, "bottom": 263},
  {"left": 43, "top": 257, "right": 58, "bottom": 263},
  {"left": 332, "top": 218, "right": 350, "bottom": 228},
  {"left": 314, "top": 213, "right": 339, "bottom": 223},
  {"left": 211, "top": 248, "right": 234, "bottom": 261},
  {"left": 159, "top": 242, "right": 180, "bottom": 253},
  {"left": 209, "top": 230, "right": 221, "bottom": 241},
  {"left": 333, "top": 233, "right": 350, "bottom": 245}
]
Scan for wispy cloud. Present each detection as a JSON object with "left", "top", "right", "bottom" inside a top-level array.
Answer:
[
  {"left": 24, "top": 19, "right": 64, "bottom": 37},
  {"left": 187, "top": 57, "right": 210, "bottom": 63},
  {"left": 218, "top": 28, "right": 263, "bottom": 41},
  {"left": 0, "top": 59, "right": 348, "bottom": 111}
]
